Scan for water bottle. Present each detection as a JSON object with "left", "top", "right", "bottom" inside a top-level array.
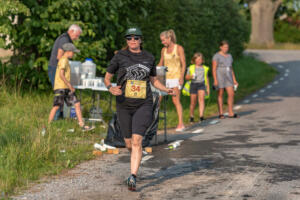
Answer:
[
  {"left": 168, "top": 141, "right": 182, "bottom": 149},
  {"left": 70, "top": 106, "right": 76, "bottom": 118},
  {"left": 82, "top": 58, "right": 96, "bottom": 79}
]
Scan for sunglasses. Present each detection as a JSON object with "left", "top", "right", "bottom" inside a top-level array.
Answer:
[{"left": 126, "top": 36, "right": 141, "bottom": 41}]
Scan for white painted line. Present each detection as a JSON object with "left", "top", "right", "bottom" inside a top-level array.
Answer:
[
  {"left": 192, "top": 128, "right": 204, "bottom": 134},
  {"left": 278, "top": 65, "right": 284, "bottom": 68},
  {"left": 284, "top": 73, "right": 289, "bottom": 77},
  {"left": 259, "top": 89, "right": 265, "bottom": 93},
  {"left": 267, "top": 85, "right": 272, "bottom": 89},
  {"left": 210, "top": 120, "right": 220, "bottom": 125},
  {"left": 243, "top": 99, "right": 250, "bottom": 104},
  {"left": 141, "top": 155, "right": 154, "bottom": 164},
  {"left": 285, "top": 69, "right": 290, "bottom": 73},
  {"left": 234, "top": 105, "right": 242, "bottom": 110},
  {"left": 224, "top": 112, "right": 229, "bottom": 116},
  {"left": 273, "top": 81, "right": 279, "bottom": 85},
  {"left": 280, "top": 77, "right": 284, "bottom": 81},
  {"left": 252, "top": 94, "right": 258, "bottom": 98}
]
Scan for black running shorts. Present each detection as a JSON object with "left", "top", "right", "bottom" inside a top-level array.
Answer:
[
  {"left": 117, "top": 103, "right": 153, "bottom": 138},
  {"left": 53, "top": 89, "right": 79, "bottom": 107},
  {"left": 190, "top": 82, "right": 206, "bottom": 94}
]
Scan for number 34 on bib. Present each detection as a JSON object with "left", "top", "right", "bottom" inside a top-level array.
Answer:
[{"left": 125, "top": 80, "right": 147, "bottom": 99}]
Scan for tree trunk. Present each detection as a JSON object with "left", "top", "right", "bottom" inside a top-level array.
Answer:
[{"left": 249, "top": 0, "right": 282, "bottom": 46}]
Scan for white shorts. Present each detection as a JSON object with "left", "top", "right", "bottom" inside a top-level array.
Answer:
[{"left": 166, "top": 79, "right": 181, "bottom": 89}]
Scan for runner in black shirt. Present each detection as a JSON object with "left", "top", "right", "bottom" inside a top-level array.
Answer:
[{"left": 104, "top": 27, "right": 174, "bottom": 191}]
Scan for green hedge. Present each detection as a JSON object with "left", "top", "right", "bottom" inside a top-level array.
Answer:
[
  {"left": 274, "top": 20, "right": 300, "bottom": 43},
  {"left": 129, "top": 0, "right": 250, "bottom": 64},
  {"left": 0, "top": 0, "right": 249, "bottom": 90}
]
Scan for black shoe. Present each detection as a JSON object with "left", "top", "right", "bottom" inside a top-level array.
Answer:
[
  {"left": 200, "top": 117, "right": 205, "bottom": 122},
  {"left": 127, "top": 175, "right": 136, "bottom": 191},
  {"left": 189, "top": 117, "right": 194, "bottom": 123}
]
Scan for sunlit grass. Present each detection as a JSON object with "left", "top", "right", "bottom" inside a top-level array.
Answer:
[
  {"left": 247, "top": 42, "right": 300, "bottom": 50},
  {"left": 0, "top": 87, "right": 107, "bottom": 196}
]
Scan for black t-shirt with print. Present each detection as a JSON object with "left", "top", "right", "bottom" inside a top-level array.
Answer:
[{"left": 107, "top": 49, "right": 156, "bottom": 109}]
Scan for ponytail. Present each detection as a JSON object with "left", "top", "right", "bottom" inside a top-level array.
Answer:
[{"left": 160, "top": 29, "right": 177, "bottom": 43}]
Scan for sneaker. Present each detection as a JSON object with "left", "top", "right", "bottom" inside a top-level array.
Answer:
[
  {"left": 127, "top": 175, "right": 136, "bottom": 191},
  {"left": 200, "top": 117, "right": 205, "bottom": 122},
  {"left": 189, "top": 117, "right": 194, "bottom": 123},
  {"left": 175, "top": 126, "right": 185, "bottom": 132}
]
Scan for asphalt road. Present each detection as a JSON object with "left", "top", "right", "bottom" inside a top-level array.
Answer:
[{"left": 14, "top": 50, "right": 300, "bottom": 200}]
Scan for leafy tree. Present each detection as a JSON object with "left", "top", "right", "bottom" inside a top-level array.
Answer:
[
  {"left": 0, "top": 0, "right": 150, "bottom": 90},
  {"left": 132, "top": 0, "right": 250, "bottom": 63},
  {"left": 1, "top": 0, "right": 249, "bottom": 90}
]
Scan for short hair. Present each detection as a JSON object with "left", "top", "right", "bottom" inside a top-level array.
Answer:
[
  {"left": 220, "top": 40, "right": 229, "bottom": 47},
  {"left": 68, "top": 24, "right": 82, "bottom": 33},
  {"left": 160, "top": 29, "right": 176, "bottom": 43},
  {"left": 191, "top": 52, "right": 204, "bottom": 64}
]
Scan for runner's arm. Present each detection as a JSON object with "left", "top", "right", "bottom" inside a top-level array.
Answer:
[
  {"left": 150, "top": 76, "right": 175, "bottom": 95},
  {"left": 104, "top": 72, "right": 122, "bottom": 95}
]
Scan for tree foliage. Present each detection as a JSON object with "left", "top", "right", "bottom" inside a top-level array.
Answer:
[{"left": 1, "top": 0, "right": 249, "bottom": 91}]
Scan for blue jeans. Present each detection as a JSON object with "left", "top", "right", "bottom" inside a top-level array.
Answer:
[
  {"left": 48, "top": 66, "right": 56, "bottom": 88},
  {"left": 48, "top": 66, "right": 62, "bottom": 120}
]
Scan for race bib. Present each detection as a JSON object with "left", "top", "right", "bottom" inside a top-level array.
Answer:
[{"left": 125, "top": 80, "right": 146, "bottom": 99}]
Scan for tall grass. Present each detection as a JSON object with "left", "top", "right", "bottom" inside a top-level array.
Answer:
[
  {"left": 0, "top": 87, "right": 107, "bottom": 196},
  {"left": 159, "top": 56, "right": 278, "bottom": 128}
]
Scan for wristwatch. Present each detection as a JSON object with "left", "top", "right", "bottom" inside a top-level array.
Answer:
[{"left": 107, "top": 85, "right": 112, "bottom": 90}]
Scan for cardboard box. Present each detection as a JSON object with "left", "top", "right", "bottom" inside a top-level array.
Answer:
[
  {"left": 145, "top": 147, "right": 152, "bottom": 153},
  {"left": 93, "top": 150, "right": 102, "bottom": 156}
]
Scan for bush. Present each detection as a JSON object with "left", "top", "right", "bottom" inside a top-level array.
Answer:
[
  {"left": 274, "top": 20, "right": 300, "bottom": 43},
  {"left": 0, "top": 0, "right": 151, "bottom": 90},
  {"left": 0, "top": 0, "right": 249, "bottom": 90},
  {"left": 131, "top": 0, "right": 250, "bottom": 64}
]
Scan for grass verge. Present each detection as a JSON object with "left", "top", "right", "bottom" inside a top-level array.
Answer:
[
  {"left": 246, "top": 42, "right": 300, "bottom": 50},
  {"left": 0, "top": 88, "right": 109, "bottom": 197},
  {"left": 0, "top": 55, "right": 277, "bottom": 197}
]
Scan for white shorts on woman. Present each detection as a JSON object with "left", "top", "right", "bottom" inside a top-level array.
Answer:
[{"left": 166, "top": 79, "right": 181, "bottom": 89}]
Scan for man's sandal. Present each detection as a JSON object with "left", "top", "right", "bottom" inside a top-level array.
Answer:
[
  {"left": 219, "top": 114, "right": 225, "bottom": 119},
  {"left": 228, "top": 113, "right": 239, "bottom": 118}
]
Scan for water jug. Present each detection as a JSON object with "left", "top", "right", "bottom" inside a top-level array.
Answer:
[
  {"left": 82, "top": 58, "right": 96, "bottom": 79},
  {"left": 69, "top": 61, "right": 82, "bottom": 86}
]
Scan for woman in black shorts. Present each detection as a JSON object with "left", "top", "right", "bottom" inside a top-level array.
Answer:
[{"left": 104, "top": 27, "right": 174, "bottom": 191}]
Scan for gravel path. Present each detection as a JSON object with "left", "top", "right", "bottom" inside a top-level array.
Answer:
[{"left": 14, "top": 50, "right": 300, "bottom": 200}]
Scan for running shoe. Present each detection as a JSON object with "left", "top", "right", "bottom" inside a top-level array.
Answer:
[
  {"left": 189, "top": 117, "right": 194, "bottom": 123},
  {"left": 175, "top": 126, "right": 185, "bottom": 132},
  {"left": 127, "top": 175, "right": 136, "bottom": 191}
]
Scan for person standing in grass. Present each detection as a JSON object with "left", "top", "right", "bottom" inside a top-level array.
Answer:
[
  {"left": 183, "top": 53, "right": 210, "bottom": 122},
  {"left": 48, "top": 43, "right": 93, "bottom": 131},
  {"left": 212, "top": 40, "right": 239, "bottom": 119},
  {"left": 104, "top": 27, "right": 174, "bottom": 191},
  {"left": 48, "top": 24, "right": 82, "bottom": 120},
  {"left": 158, "top": 29, "right": 186, "bottom": 131}
]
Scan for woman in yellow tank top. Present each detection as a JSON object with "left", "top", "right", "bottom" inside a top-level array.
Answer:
[{"left": 158, "top": 29, "right": 186, "bottom": 131}]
